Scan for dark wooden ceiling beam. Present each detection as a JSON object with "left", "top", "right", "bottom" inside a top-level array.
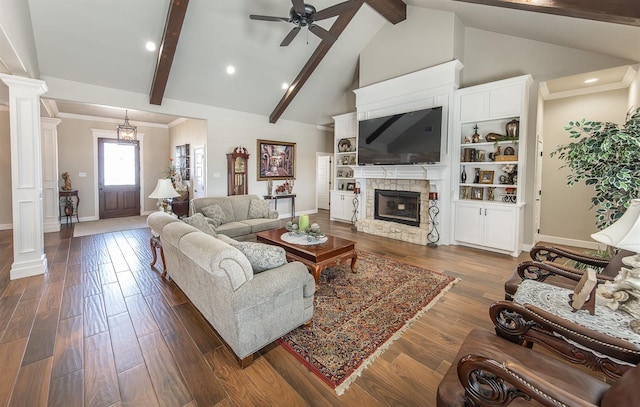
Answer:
[
  {"left": 149, "top": 0, "right": 189, "bottom": 105},
  {"left": 364, "top": 0, "right": 406, "bottom": 24},
  {"left": 269, "top": 1, "right": 365, "bottom": 123},
  {"left": 449, "top": 0, "right": 640, "bottom": 27}
]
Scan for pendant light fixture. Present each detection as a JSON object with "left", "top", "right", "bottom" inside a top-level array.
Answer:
[{"left": 117, "top": 109, "right": 137, "bottom": 143}]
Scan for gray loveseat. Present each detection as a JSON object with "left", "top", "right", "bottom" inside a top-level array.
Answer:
[
  {"left": 191, "top": 195, "right": 281, "bottom": 241},
  {"left": 147, "top": 211, "right": 315, "bottom": 367}
]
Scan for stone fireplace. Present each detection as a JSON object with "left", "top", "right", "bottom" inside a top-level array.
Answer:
[{"left": 374, "top": 189, "right": 420, "bottom": 227}]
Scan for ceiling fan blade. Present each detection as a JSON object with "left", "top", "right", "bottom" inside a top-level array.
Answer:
[
  {"left": 309, "top": 24, "right": 336, "bottom": 43},
  {"left": 291, "top": 0, "right": 306, "bottom": 15},
  {"left": 280, "top": 26, "right": 301, "bottom": 46},
  {"left": 250, "top": 14, "right": 289, "bottom": 22},
  {"left": 314, "top": 0, "right": 355, "bottom": 20}
]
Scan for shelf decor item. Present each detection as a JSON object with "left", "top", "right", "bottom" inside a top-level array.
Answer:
[
  {"left": 479, "top": 170, "right": 495, "bottom": 184},
  {"left": 471, "top": 187, "right": 484, "bottom": 200},
  {"left": 506, "top": 119, "right": 520, "bottom": 138},
  {"left": 338, "top": 138, "right": 352, "bottom": 152},
  {"left": 461, "top": 166, "right": 467, "bottom": 183}
]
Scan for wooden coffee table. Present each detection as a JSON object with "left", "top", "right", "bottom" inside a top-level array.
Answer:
[{"left": 256, "top": 228, "right": 357, "bottom": 285}]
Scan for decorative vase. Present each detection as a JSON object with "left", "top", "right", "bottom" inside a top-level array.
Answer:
[
  {"left": 64, "top": 204, "right": 73, "bottom": 216},
  {"left": 506, "top": 119, "right": 519, "bottom": 138},
  {"left": 474, "top": 168, "right": 480, "bottom": 184},
  {"left": 461, "top": 166, "right": 467, "bottom": 183}
]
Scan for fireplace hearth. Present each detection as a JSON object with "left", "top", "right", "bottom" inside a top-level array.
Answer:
[{"left": 374, "top": 189, "right": 420, "bottom": 227}]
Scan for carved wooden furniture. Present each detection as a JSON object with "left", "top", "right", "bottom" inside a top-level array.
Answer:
[
  {"left": 256, "top": 227, "right": 357, "bottom": 285},
  {"left": 263, "top": 193, "right": 296, "bottom": 219},
  {"left": 490, "top": 299, "right": 640, "bottom": 380},
  {"left": 59, "top": 189, "right": 80, "bottom": 224},
  {"left": 149, "top": 235, "right": 167, "bottom": 278},
  {"left": 227, "top": 147, "right": 249, "bottom": 196},
  {"left": 437, "top": 327, "right": 637, "bottom": 407},
  {"left": 504, "top": 245, "right": 634, "bottom": 300}
]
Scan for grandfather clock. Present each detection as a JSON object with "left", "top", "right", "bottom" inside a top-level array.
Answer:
[{"left": 227, "top": 146, "right": 250, "bottom": 196}]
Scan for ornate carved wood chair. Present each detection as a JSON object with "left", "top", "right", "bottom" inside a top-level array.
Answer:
[
  {"left": 437, "top": 327, "right": 639, "bottom": 407},
  {"left": 490, "top": 298, "right": 640, "bottom": 380},
  {"left": 504, "top": 245, "right": 634, "bottom": 300}
]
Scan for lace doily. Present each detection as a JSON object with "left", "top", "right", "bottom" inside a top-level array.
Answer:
[
  {"left": 280, "top": 232, "right": 328, "bottom": 246},
  {"left": 514, "top": 279, "right": 640, "bottom": 345}
]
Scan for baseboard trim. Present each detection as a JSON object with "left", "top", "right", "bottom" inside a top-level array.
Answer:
[{"left": 536, "top": 234, "right": 601, "bottom": 250}]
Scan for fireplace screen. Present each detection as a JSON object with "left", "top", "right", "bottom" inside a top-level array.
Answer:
[{"left": 374, "top": 189, "right": 420, "bottom": 227}]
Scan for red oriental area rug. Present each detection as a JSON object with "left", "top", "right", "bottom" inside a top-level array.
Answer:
[{"left": 278, "top": 250, "right": 458, "bottom": 395}]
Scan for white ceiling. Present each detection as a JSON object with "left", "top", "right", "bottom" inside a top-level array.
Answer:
[{"left": 7, "top": 0, "right": 640, "bottom": 126}]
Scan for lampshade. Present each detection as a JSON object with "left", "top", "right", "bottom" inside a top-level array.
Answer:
[
  {"left": 591, "top": 199, "right": 640, "bottom": 252},
  {"left": 117, "top": 109, "right": 137, "bottom": 143},
  {"left": 149, "top": 179, "right": 180, "bottom": 199}
]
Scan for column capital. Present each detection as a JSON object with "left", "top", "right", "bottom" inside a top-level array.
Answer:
[{"left": 0, "top": 74, "right": 47, "bottom": 95}]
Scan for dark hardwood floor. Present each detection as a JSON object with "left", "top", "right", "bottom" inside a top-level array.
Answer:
[{"left": 0, "top": 210, "right": 536, "bottom": 406}]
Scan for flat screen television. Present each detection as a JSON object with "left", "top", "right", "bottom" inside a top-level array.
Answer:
[{"left": 357, "top": 106, "right": 443, "bottom": 165}]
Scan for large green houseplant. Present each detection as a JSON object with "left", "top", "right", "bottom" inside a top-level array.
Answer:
[{"left": 551, "top": 107, "right": 640, "bottom": 231}]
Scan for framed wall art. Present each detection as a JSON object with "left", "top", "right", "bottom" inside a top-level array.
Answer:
[
  {"left": 257, "top": 139, "right": 296, "bottom": 180},
  {"left": 479, "top": 170, "right": 494, "bottom": 184},
  {"left": 471, "top": 187, "right": 484, "bottom": 200}
]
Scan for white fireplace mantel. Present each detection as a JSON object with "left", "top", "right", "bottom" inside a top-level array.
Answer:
[{"left": 352, "top": 164, "right": 448, "bottom": 181}]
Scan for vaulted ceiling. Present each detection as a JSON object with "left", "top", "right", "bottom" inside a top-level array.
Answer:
[{"left": 1, "top": 0, "right": 639, "bottom": 126}]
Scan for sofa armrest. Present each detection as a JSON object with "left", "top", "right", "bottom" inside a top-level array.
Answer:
[
  {"left": 268, "top": 209, "right": 279, "bottom": 219},
  {"left": 457, "top": 354, "right": 599, "bottom": 407},
  {"left": 232, "top": 262, "right": 314, "bottom": 307}
]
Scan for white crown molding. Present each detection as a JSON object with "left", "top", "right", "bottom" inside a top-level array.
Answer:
[
  {"left": 57, "top": 111, "right": 168, "bottom": 128},
  {"left": 540, "top": 66, "right": 638, "bottom": 101},
  {"left": 40, "top": 98, "right": 59, "bottom": 118},
  {"left": 0, "top": 24, "right": 28, "bottom": 75},
  {"left": 168, "top": 117, "right": 188, "bottom": 128}
]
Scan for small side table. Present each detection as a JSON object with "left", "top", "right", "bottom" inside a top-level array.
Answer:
[
  {"left": 263, "top": 194, "right": 296, "bottom": 219},
  {"left": 149, "top": 234, "right": 167, "bottom": 278},
  {"left": 59, "top": 189, "right": 80, "bottom": 224}
]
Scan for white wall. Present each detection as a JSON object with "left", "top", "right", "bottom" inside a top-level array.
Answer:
[
  {"left": 359, "top": 6, "right": 462, "bottom": 87},
  {"left": 42, "top": 76, "right": 332, "bottom": 217},
  {"left": 57, "top": 116, "right": 171, "bottom": 219},
  {"left": 357, "top": 7, "right": 635, "bottom": 248},
  {"left": 0, "top": 108, "right": 11, "bottom": 228},
  {"left": 630, "top": 65, "right": 640, "bottom": 110},
  {"left": 541, "top": 88, "right": 629, "bottom": 243}
]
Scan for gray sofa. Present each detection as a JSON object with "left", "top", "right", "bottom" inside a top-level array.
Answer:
[
  {"left": 191, "top": 195, "right": 281, "bottom": 241},
  {"left": 147, "top": 211, "right": 315, "bottom": 366}
]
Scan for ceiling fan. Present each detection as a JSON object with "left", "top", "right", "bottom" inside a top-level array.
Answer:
[{"left": 250, "top": 0, "right": 355, "bottom": 46}]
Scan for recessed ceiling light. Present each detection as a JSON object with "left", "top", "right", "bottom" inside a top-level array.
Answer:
[
  {"left": 226, "top": 65, "right": 236, "bottom": 75},
  {"left": 282, "top": 82, "right": 289, "bottom": 90},
  {"left": 145, "top": 41, "right": 157, "bottom": 52},
  {"left": 584, "top": 78, "right": 598, "bottom": 84}
]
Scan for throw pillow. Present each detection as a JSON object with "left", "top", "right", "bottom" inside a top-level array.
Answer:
[
  {"left": 201, "top": 204, "right": 226, "bottom": 227},
  {"left": 248, "top": 199, "right": 270, "bottom": 219},
  {"left": 182, "top": 213, "right": 217, "bottom": 237},
  {"left": 231, "top": 241, "right": 287, "bottom": 273}
]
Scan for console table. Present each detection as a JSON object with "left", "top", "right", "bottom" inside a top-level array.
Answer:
[
  {"left": 263, "top": 194, "right": 296, "bottom": 219},
  {"left": 59, "top": 189, "right": 80, "bottom": 224}
]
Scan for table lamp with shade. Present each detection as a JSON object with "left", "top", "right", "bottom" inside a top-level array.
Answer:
[
  {"left": 590, "top": 199, "right": 640, "bottom": 300},
  {"left": 149, "top": 178, "right": 181, "bottom": 214}
]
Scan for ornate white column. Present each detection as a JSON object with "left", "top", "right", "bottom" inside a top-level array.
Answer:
[
  {"left": 0, "top": 74, "right": 48, "bottom": 279},
  {"left": 41, "top": 118, "right": 61, "bottom": 233}
]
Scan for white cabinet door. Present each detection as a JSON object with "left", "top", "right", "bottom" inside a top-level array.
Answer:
[
  {"left": 483, "top": 205, "right": 517, "bottom": 251},
  {"left": 455, "top": 202, "right": 518, "bottom": 252},
  {"left": 330, "top": 191, "right": 354, "bottom": 221},
  {"left": 454, "top": 202, "right": 484, "bottom": 246}
]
